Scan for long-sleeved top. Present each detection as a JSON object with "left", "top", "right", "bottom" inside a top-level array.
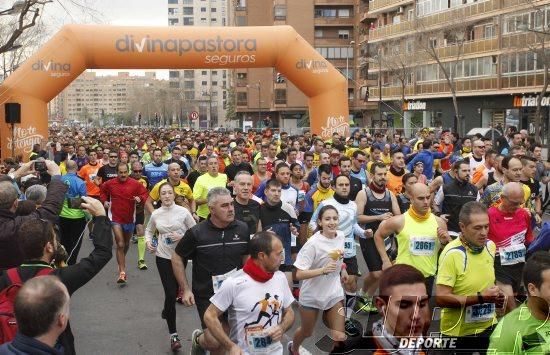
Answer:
[
  {"left": 0, "top": 216, "right": 113, "bottom": 355},
  {"left": 0, "top": 333, "right": 63, "bottom": 355},
  {"left": 406, "top": 149, "right": 446, "bottom": 180},
  {"left": 145, "top": 203, "right": 196, "bottom": 260},
  {"left": 100, "top": 177, "right": 148, "bottom": 224},
  {"left": 59, "top": 172, "right": 87, "bottom": 219},
  {"left": 0, "top": 178, "right": 67, "bottom": 270},
  {"left": 260, "top": 201, "right": 299, "bottom": 265}
]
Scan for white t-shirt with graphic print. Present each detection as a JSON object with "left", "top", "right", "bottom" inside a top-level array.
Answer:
[{"left": 210, "top": 269, "right": 294, "bottom": 355}]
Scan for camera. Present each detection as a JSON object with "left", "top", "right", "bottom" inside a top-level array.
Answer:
[
  {"left": 34, "top": 158, "right": 47, "bottom": 172},
  {"left": 68, "top": 197, "right": 83, "bottom": 209}
]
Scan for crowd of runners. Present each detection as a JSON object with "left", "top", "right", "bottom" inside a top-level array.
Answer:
[{"left": 0, "top": 124, "right": 549, "bottom": 354}]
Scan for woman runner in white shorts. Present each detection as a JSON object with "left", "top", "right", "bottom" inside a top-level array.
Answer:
[{"left": 289, "top": 205, "right": 347, "bottom": 354}]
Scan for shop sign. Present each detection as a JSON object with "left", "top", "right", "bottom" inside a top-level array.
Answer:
[
  {"left": 403, "top": 101, "right": 427, "bottom": 111},
  {"left": 513, "top": 95, "right": 550, "bottom": 107}
]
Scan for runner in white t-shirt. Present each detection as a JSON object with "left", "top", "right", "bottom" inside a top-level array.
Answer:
[
  {"left": 290, "top": 205, "right": 347, "bottom": 354},
  {"left": 205, "top": 231, "right": 295, "bottom": 355}
]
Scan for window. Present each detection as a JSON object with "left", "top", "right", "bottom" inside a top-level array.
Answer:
[
  {"left": 202, "top": 71, "right": 207, "bottom": 75},
  {"left": 212, "top": 71, "right": 218, "bottom": 75},
  {"left": 183, "top": 17, "right": 194, "bottom": 25},
  {"left": 201, "top": 7, "right": 207, "bottom": 12},
  {"left": 274, "top": 5, "right": 286, "bottom": 20},
  {"left": 168, "top": 0, "right": 178, "bottom": 4},
  {"left": 184, "top": 70, "right": 194, "bottom": 79},
  {"left": 348, "top": 88, "right": 354, "bottom": 100},
  {"left": 201, "top": 18, "right": 207, "bottom": 23},
  {"left": 211, "top": 8, "right": 217, "bottom": 12},
  {"left": 405, "top": 39, "right": 414, "bottom": 53},
  {"left": 183, "top": 7, "right": 193, "bottom": 15},
  {"left": 338, "top": 30, "right": 350, "bottom": 39},
  {"left": 212, "top": 81, "right": 218, "bottom": 86},
  {"left": 211, "top": 18, "right": 217, "bottom": 22},
  {"left": 429, "top": 37, "right": 437, "bottom": 48},
  {"left": 169, "top": 71, "right": 180, "bottom": 78},
  {"left": 338, "top": 8, "right": 351, "bottom": 17},
  {"left": 168, "top": 8, "right": 178, "bottom": 15},
  {"left": 484, "top": 25, "right": 495, "bottom": 38},
  {"left": 237, "top": 92, "right": 248, "bottom": 105},
  {"left": 184, "top": 81, "right": 194, "bottom": 89},
  {"left": 341, "top": 68, "right": 354, "bottom": 79},
  {"left": 185, "top": 91, "right": 195, "bottom": 100},
  {"left": 315, "top": 47, "right": 353, "bottom": 59},
  {"left": 183, "top": 0, "right": 192, "bottom": 3},
  {"left": 275, "top": 89, "right": 286, "bottom": 104},
  {"left": 202, "top": 81, "right": 208, "bottom": 86},
  {"left": 169, "top": 19, "right": 179, "bottom": 26},
  {"left": 237, "top": 72, "right": 247, "bottom": 80},
  {"left": 169, "top": 81, "right": 180, "bottom": 88}
]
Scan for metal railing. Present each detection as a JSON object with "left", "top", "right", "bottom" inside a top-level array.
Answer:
[{"left": 369, "top": 0, "right": 413, "bottom": 13}]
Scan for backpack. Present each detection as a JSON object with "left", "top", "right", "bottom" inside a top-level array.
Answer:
[{"left": 0, "top": 267, "right": 55, "bottom": 344}]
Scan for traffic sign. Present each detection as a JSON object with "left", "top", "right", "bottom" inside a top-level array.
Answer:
[{"left": 189, "top": 111, "right": 199, "bottom": 120}]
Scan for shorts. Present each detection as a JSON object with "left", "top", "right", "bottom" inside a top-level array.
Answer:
[
  {"left": 359, "top": 237, "right": 383, "bottom": 272},
  {"left": 494, "top": 256, "right": 524, "bottom": 293},
  {"left": 195, "top": 296, "right": 228, "bottom": 329},
  {"left": 134, "top": 211, "right": 144, "bottom": 226},
  {"left": 300, "top": 294, "right": 343, "bottom": 311},
  {"left": 112, "top": 222, "right": 135, "bottom": 234},
  {"left": 298, "top": 211, "right": 312, "bottom": 224},
  {"left": 344, "top": 256, "right": 360, "bottom": 276}
]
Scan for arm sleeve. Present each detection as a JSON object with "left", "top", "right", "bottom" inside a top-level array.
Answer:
[
  {"left": 175, "top": 228, "right": 197, "bottom": 260},
  {"left": 294, "top": 242, "right": 316, "bottom": 270},
  {"left": 209, "top": 277, "right": 235, "bottom": 312},
  {"left": 57, "top": 216, "right": 113, "bottom": 294},
  {"left": 145, "top": 213, "right": 156, "bottom": 243},
  {"left": 31, "top": 179, "right": 68, "bottom": 222},
  {"left": 432, "top": 151, "right": 447, "bottom": 159},
  {"left": 436, "top": 250, "right": 458, "bottom": 288}
]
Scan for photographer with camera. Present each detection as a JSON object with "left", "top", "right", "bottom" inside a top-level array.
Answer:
[
  {"left": 0, "top": 160, "right": 66, "bottom": 270},
  {"left": 59, "top": 160, "right": 88, "bottom": 265}
]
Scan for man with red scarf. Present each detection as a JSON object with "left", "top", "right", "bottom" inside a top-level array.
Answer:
[{"left": 204, "top": 231, "right": 295, "bottom": 354}]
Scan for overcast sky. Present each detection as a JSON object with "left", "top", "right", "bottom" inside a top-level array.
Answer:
[{"left": 42, "top": 0, "right": 170, "bottom": 79}]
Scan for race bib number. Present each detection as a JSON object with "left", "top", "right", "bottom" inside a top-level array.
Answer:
[
  {"left": 246, "top": 327, "right": 276, "bottom": 354},
  {"left": 465, "top": 303, "right": 495, "bottom": 323},
  {"left": 410, "top": 236, "right": 436, "bottom": 256},
  {"left": 212, "top": 268, "right": 237, "bottom": 294},
  {"left": 499, "top": 244, "right": 526, "bottom": 265},
  {"left": 344, "top": 240, "right": 354, "bottom": 256}
]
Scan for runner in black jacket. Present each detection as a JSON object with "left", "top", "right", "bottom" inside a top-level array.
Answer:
[{"left": 0, "top": 197, "right": 113, "bottom": 355}]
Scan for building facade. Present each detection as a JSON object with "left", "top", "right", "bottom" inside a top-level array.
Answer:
[
  {"left": 362, "top": 0, "right": 550, "bottom": 141},
  {"left": 50, "top": 71, "right": 167, "bottom": 126},
  {"left": 167, "top": 0, "right": 229, "bottom": 129},
  {"left": 232, "top": 0, "right": 371, "bottom": 132}
]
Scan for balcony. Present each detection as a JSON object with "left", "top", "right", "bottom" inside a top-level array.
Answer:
[
  {"left": 360, "top": 10, "right": 377, "bottom": 23},
  {"left": 369, "top": 0, "right": 413, "bottom": 14},
  {"left": 369, "top": 0, "right": 507, "bottom": 42},
  {"left": 314, "top": 16, "right": 354, "bottom": 26},
  {"left": 315, "top": 0, "right": 354, "bottom": 4},
  {"left": 436, "top": 37, "right": 499, "bottom": 59},
  {"left": 501, "top": 72, "right": 545, "bottom": 89},
  {"left": 315, "top": 36, "right": 354, "bottom": 46},
  {"left": 368, "top": 77, "right": 498, "bottom": 98},
  {"left": 358, "top": 33, "right": 369, "bottom": 44}
]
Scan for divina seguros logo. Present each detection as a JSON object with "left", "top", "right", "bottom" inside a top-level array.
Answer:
[
  {"left": 115, "top": 35, "right": 257, "bottom": 65},
  {"left": 31, "top": 60, "right": 71, "bottom": 77},
  {"left": 295, "top": 59, "right": 329, "bottom": 74}
]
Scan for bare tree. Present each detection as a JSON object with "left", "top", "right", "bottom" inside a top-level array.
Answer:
[{"left": 414, "top": 14, "right": 471, "bottom": 133}]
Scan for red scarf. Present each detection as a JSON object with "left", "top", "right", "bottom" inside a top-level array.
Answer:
[{"left": 243, "top": 258, "right": 274, "bottom": 283}]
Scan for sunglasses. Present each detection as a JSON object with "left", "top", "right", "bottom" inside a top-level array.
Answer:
[
  {"left": 133, "top": 169, "right": 143, "bottom": 172},
  {"left": 109, "top": 155, "right": 118, "bottom": 158}
]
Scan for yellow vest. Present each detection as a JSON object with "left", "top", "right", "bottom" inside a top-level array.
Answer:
[{"left": 395, "top": 211, "right": 440, "bottom": 277}]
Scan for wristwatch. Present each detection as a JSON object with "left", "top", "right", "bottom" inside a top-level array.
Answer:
[{"left": 477, "top": 292, "right": 484, "bottom": 304}]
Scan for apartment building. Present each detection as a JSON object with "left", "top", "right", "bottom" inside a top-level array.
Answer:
[
  {"left": 167, "top": 0, "right": 229, "bottom": 129},
  {"left": 363, "top": 0, "right": 550, "bottom": 140},
  {"left": 233, "top": 0, "right": 371, "bottom": 131},
  {"left": 51, "top": 71, "right": 165, "bottom": 124}
]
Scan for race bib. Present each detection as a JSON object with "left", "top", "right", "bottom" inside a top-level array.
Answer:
[
  {"left": 499, "top": 244, "right": 526, "bottom": 265},
  {"left": 344, "top": 239, "right": 355, "bottom": 256},
  {"left": 212, "top": 268, "right": 237, "bottom": 294},
  {"left": 410, "top": 236, "right": 436, "bottom": 256},
  {"left": 246, "top": 326, "right": 277, "bottom": 354},
  {"left": 465, "top": 303, "right": 495, "bottom": 323}
]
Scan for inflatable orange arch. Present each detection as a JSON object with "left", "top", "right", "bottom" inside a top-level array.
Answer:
[{"left": 0, "top": 25, "right": 349, "bottom": 160}]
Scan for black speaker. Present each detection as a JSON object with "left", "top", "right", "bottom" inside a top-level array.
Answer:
[{"left": 5, "top": 103, "right": 21, "bottom": 124}]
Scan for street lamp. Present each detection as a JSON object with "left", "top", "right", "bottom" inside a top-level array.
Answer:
[{"left": 0, "top": 0, "right": 25, "bottom": 15}]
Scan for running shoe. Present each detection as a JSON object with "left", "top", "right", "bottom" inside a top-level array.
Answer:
[
  {"left": 287, "top": 340, "right": 298, "bottom": 355},
  {"left": 190, "top": 329, "right": 206, "bottom": 355},
  {"left": 170, "top": 334, "right": 182, "bottom": 352},
  {"left": 354, "top": 296, "right": 378, "bottom": 314},
  {"left": 344, "top": 318, "right": 361, "bottom": 337},
  {"left": 138, "top": 259, "right": 148, "bottom": 270},
  {"left": 117, "top": 271, "right": 127, "bottom": 285},
  {"left": 131, "top": 235, "right": 138, "bottom": 244}
]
